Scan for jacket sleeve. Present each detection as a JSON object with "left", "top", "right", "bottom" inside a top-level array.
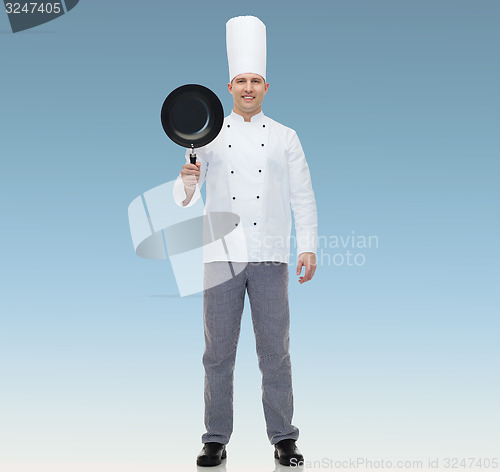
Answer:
[
  {"left": 287, "top": 130, "right": 318, "bottom": 256},
  {"left": 172, "top": 148, "right": 209, "bottom": 208}
]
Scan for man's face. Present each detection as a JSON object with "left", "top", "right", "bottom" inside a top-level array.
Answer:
[{"left": 228, "top": 73, "right": 269, "bottom": 116}]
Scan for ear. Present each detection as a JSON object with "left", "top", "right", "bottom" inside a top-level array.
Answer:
[
  {"left": 227, "top": 82, "right": 233, "bottom": 95},
  {"left": 264, "top": 83, "right": 269, "bottom": 94}
]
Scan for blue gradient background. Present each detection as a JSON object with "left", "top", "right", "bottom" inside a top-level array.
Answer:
[{"left": 1, "top": 1, "right": 499, "bottom": 471}]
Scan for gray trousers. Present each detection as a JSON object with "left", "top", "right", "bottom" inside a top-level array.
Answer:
[{"left": 201, "top": 261, "right": 300, "bottom": 446}]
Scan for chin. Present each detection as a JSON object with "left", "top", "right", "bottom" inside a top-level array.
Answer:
[{"left": 241, "top": 104, "right": 258, "bottom": 112}]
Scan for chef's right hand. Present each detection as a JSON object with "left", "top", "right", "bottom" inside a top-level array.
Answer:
[{"left": 181, "top": 161, "right": 201, "bottom": 189}]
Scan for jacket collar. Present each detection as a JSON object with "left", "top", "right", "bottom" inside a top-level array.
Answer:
[{"left": 229, "top": 110, "right": 265, "bottom": 123}]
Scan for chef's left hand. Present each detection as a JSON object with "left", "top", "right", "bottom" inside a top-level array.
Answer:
[{"left": 296, "top": 252, "right": 317, "bottom": 284}]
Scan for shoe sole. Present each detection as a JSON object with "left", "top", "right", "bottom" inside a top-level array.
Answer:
[
  {"left": 274, "top": 449, "right": 304, "bottom": 467},
  {"left": 196, "top": 449, "right": 227, "bottom": 467}
]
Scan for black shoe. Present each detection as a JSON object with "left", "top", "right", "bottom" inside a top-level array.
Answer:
[
  {"left": 274, "top": 439, "right": 304, "bottom": 466},
  {"left": 196, "top": 442, "right": 227, "bottom": 467}
]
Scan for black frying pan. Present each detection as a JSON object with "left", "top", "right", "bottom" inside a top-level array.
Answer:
[{"left": 160, "top": 84, "right": 224, "bottom": 164}]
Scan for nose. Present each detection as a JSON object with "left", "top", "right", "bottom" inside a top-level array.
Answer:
[{"left": 244, "top": 80, "right": 253, "bottom": 93}]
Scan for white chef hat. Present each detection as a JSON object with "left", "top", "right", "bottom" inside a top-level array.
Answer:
[{"left": 226, "top": 15, "right": 267, "bottom": 82}]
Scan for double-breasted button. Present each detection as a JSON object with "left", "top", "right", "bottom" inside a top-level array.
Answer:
[
  {"left": 256, "top": 196, "right": 260, "bottom": 199},
  {"left": 227, "top": 124, "right": 230, "bottom": 128},
  {"left": 232, "top": 196, "right": 235, "bottom": 200},
  {"left": 261, "top": 143, "right": 264, "bottom": 147},
  {"left": 228, "top": 144, "right": 232, "bottom": 148},
  {"left": 263, "top": 124, "right": 266, "bottom": 128},
  {"left": 258, "top": 169, "right": 262, "bottom": 172},
  {"left": 231, "top": 170, "right": 234, "bottom": 174},
  {"left": 253, "top": 222, "right": 257, "bottom": 225}
]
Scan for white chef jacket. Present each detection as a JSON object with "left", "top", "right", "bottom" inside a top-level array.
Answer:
[{"left": 172, "top": 110, "right": 317, "bottom": 263}]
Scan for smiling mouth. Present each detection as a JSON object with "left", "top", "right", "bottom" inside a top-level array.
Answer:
[{"left": 242, "top": 96, "right": 255, "bottom": 100}]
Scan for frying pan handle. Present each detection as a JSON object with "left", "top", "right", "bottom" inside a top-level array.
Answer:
[{"left": 189, "top": 151, "right": 197, "bottom": 165}]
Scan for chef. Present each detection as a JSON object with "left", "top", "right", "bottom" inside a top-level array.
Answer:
[{"left": 173, "top": 15, "right": 317, "bottom": 467}]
